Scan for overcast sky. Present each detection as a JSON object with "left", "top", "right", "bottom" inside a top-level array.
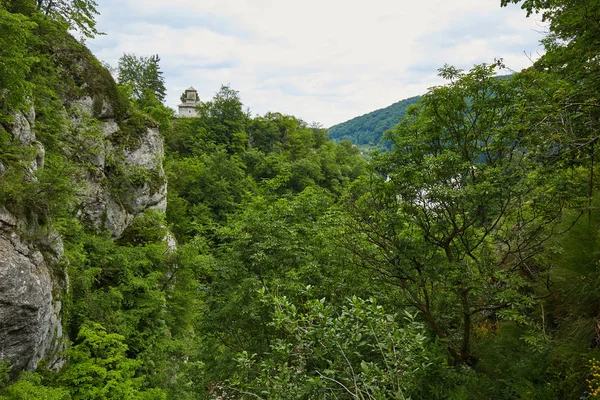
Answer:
[{"left": 87, "top": 0, "right": 546, "bottom": 127}]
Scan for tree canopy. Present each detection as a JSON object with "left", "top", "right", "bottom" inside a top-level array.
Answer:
[
  {"left": 117, "top": 53, "right": 167, "bottom": 104},
  {"left": 36, "top": 0, "right": 100, "bottom": 37}
]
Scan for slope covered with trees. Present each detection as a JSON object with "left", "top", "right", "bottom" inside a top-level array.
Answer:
[
  {"left": 2, "top": 0, "right": 600, "bottom": 398},
  {"left": 329, "top": 75, "right": 513, "bottom": 149},
  {"left": 328, "top": 96, "right": 420, "bottom": 146}
]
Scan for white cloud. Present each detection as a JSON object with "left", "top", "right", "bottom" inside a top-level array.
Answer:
[{"left": 89, "top": 0, "right": 545, "bottom": 127}]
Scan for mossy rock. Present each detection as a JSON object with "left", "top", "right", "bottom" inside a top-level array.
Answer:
[
  {"left": 53, "top": 35, "right": 130, "bottom": 121},
  {"left": 112, "top": 109, "right": 157, "bottom": 150},
  {"left": 105, "top": 155, "right": 165, "bottom": 210}
]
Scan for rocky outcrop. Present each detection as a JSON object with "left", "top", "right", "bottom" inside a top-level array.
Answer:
[
  {"left": 0, "top": 111, "right": 65, "bottom": 374},
  {"left": 72, "top": 96, "right": 167, "bottom": 238},
  {"left": 0, "top": 87, "right": 168, "bottom": 373},
  {"left": 0, "top": 207, "right": 64, "bottom": 373}
]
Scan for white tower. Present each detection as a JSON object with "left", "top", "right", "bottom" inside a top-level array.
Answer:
[{"left": 178, "top": 87, "right": 200, "bottom": 117}]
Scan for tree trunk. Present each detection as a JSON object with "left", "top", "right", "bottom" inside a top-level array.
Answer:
[{"left": 459, "top": 289, "right": 474, "bottom": 365}]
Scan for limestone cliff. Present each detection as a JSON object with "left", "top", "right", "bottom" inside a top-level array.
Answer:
[
  {"left": 71, "top": 96, "right": 167, "bottom": 238},
  {"left": 0, "top": 109, "right": 65, "bottom": 373},
  {"left": 0, "top": 39, "right": 168, "bottom": 374},
  {"left": 0, "top": 206, "right": 64, "bottom": 372}
]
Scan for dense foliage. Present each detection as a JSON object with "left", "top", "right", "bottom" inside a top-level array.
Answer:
[
  {"left": 118, "top": 53, "right": 167, "bottom": 104},
  {"left": 2, "top": 0, "right": 600, "bottom": 398}
]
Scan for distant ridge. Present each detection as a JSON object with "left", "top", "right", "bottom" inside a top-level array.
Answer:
[{"left": 328, "top": 95, "right": 421, "bottom": 146}]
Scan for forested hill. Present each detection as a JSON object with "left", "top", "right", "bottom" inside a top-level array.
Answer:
[
  {"left": 330, "top": 74, "right": 514, "bottom": 147},
  {"left": 328, "top": 96, "right": 420, "bottom": 146}
]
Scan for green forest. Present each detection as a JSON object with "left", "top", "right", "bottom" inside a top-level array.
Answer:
[
  {"left": 1, "top": 0, "right": 600, "bottom": 398},
  {"left": 328, "top": 75, "right": 515, "bottom": 150},
  {"left": 328, "top": 96, "right": 420, "bottom": 147}
]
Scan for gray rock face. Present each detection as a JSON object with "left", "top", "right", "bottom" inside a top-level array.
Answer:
[
  {"left": 7, "top": 108, "right": 44, "bottom": 176},
  {"left": 0, "top": 111, "right": 65, "bottom": 373},
  {"left": 0, "top": 208, "right": 64, "bottom": 373},
  {"left": 10, "top": 107, "right": 35, "bottom": 146},
  {"left": 122, "top": 125, "right": 167, "bottom": 215},
  {"left": 72, "top": 97, "right": 167, "bottom": 238},
  {"left": 0, "top": 91, "right": 168, "bottom": 374}
]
